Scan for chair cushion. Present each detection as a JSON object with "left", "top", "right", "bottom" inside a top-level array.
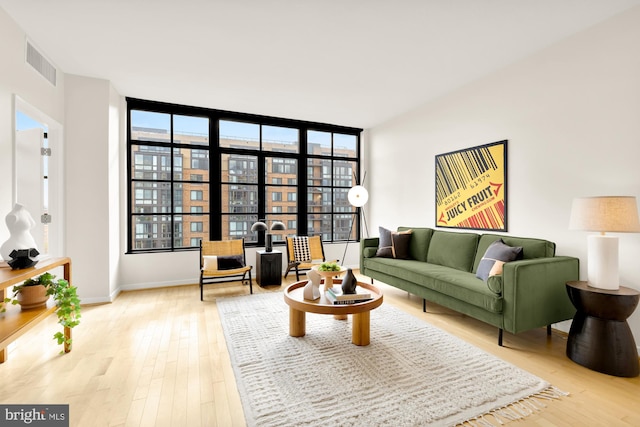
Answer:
[
  {"left": 203, "top": 255, "right": 245, "bottom": 271},
  {"left": 292, "top": 236, "right": 311, "bottom": 262}
]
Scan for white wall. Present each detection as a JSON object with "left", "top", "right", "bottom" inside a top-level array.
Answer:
[
  {"left": 367, "top": 6, "right": 640, "bottom": 344},
  {"left": 0, "top": 8, "right": 65, "bottom": 245},
  {"left": 64, "top": 75, "right": 114, "bottom": 303},
  {"left": 108, "top": 86, "right": 123, "bottom": 298}
]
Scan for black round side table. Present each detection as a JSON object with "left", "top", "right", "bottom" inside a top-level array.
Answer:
[{"left": 566, "top": 281, "right": 639, "bottom": 377}]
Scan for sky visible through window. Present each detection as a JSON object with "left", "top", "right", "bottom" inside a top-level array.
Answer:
[{"left": 132, "top": 110, "right": 302, "bottom": 145}]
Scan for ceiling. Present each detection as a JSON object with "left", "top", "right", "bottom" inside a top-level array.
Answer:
[{"left": 2, "top": 0, "right": 640, "bottom": 129}]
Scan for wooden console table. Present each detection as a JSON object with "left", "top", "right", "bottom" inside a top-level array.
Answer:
[{"left": 0, "top": 257, "right": 72, "bottom": 363}]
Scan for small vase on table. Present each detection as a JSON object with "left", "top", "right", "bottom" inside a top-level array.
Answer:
[
  {"left": 341, "top": 268, "right": 357, "bottom": 294},
  {"left": 303, "top": 269, "right": 322, "bottom": 300}
]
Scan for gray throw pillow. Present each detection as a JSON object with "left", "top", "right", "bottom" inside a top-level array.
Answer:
[
  {"left": 376, "top": 227, "right": 393, "bottom": 258},
  {"left": 476, "top": 239, "right": 523, "bottom": 281}
]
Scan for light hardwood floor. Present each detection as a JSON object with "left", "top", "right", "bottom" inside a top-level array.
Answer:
[{"left": 1, "top": 271, "right": 639, "bottom": 426}]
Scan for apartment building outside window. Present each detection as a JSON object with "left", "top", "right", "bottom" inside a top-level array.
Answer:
[{"left": 127, "top": 98, "right": 362, "bottom": 253}]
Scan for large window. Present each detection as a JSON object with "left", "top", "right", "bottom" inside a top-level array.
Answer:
[{"left": 127, "top": 98, "right": 362, "bottom": 253}]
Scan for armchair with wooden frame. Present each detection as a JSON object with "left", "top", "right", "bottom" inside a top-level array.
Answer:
[
  {"left": 200, "top": 239, "right": 253, "bottom": 300},
  {"left": 284, "top": 235, "right": 336, "bottom": 281}
]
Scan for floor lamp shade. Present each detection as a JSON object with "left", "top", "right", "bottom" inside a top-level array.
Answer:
[
  {"left": 348, "top": 185, "right": 369, "bottom": 208},
  {"left": 569, "top": 196, "right": 640, "bottom": 290}
]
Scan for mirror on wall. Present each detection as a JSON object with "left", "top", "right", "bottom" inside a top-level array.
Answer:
[{"left": 13, "top": 96, "right": 64, "bottom": 258}]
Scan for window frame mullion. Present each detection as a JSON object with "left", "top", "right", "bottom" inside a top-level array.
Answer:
[{"left": 126, "top": 97, "right": 362, "bottom": 254}]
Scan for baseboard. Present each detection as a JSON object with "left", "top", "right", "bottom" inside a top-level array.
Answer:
[{"left": 119, "top": 279, "right": 196, "bottom": 292}]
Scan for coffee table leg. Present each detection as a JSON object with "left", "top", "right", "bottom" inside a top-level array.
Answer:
[
  {"left": 352, "top": 311, "right": 370, "bottom": 346},
  {"left": 289, "top": 307, "right": 306, "bottom": 337}
]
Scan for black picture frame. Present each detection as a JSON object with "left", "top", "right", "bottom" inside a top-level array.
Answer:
[{"left": 435, "top": 140, "right": 507, "bottom": 231}]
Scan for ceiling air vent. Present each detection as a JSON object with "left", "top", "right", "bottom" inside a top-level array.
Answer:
[{"left": 26, "top": 40, "right": 57, "bottom": 86}]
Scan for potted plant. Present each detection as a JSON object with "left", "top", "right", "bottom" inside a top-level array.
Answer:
[
  {"left": 2, "top": 272, "right": 81, "bottom": 351},
  {"left": 8, "top": 271, "right": 56, "bottom": 310}
]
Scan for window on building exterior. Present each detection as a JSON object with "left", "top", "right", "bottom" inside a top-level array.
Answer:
[{"left": 127, "top": 98, "right": 362, "bottom": 253}]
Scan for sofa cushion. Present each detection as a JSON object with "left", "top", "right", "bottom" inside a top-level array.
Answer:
[
  {"left": 473, "top": 234, "right": 556, "bottom": 273},
  {"left": 475, "top": 239, "right": 523, "bottom": 281},
  {"left": 363, "top": 247, "right": 377, "bottom": 258},
  {"left": 397, "top": 227, "right": 433, "bottom": 262},
  {"left": 363, "top": 257, "right": 503, "bottom": 313},
  {"left": 426, "top": 230, "right": 479, "bottom": 272}
]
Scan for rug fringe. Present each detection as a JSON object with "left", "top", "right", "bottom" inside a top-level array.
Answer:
[{"left": 456, "top": 386, "right": 569, "bottom": 427}]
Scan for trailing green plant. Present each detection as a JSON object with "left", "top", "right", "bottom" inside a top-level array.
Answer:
[
  {"left": 1, "top": 272, "right": 81, "bottom": 351},
  {"left": 49, "top": 278, "right": 81, "bottom": 351}
]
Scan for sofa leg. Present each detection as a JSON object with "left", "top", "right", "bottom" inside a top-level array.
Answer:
[
  {"left": 498, "top": 329, "right": 503, "bottom": 346},
  {"left": 423, "top": 299, "right": 426, "bottom": 313},
  {"left": 547, "top": 324, "right": 552, "bottom": 336}
]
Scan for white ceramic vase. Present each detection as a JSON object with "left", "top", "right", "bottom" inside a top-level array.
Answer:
[{"left": 303, "top": 269, "right": 322, "bottom": 300}]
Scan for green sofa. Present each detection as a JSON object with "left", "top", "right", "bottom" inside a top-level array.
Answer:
[{"left": 360, "top": 227, "right": 579, "bottom": 345}]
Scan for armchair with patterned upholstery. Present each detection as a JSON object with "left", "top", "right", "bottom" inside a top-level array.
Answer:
[
  {"left": 200, "top": 239, "right": 252, "bottom": 300},
  {"left": 284, "top": 235, "right": 336, "bottom": 281}
]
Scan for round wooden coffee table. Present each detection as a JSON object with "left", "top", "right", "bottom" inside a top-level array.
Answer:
[{"left": 283, "top": 279, "right": 383, "bottom": 346}]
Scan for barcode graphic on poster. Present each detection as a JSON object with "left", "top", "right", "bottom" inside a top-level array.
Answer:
[
  {"left": 435, "top": 145, "right": 498, "bottom": 205},
  {"left": 456, "top": 201, "right": 505, "bottom": 229}
]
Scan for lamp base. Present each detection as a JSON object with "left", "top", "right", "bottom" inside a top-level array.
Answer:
[
  {"left": 265, "top": 234, "right": 273, "bottom": 252},
  {"left": 587, "top": 235, "right": 619, "bottom": 290}
]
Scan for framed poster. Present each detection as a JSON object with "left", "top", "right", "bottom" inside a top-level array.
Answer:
[{"left": 435, "top": 140, "right": 507, "bottom": 231}]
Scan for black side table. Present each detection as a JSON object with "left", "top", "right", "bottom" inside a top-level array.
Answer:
[
  {"left": 566, "top": 281, "right": 639, "bottom": 377},
  {"left": 256, "top": 250, "right": 282, "bottom": 287}
]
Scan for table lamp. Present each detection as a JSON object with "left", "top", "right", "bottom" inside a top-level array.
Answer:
[
  {"left": 569, "top": 196, "right": 640, "bottom": 290},
  {"left": 251, "top": 219, "right": 285, "bottom": 252}
]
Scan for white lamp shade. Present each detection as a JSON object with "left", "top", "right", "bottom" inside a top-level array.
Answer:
[
  {"left": 569, "top": 196, "right": 640, "bottom": 232},
  {"left": 348, "top": 185, "right": 369, "bottom": 207}
]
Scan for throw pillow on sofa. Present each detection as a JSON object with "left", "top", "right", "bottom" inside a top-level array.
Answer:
[
  {"left": 376, "top": 227, "right": 412, "bottom": 259},
  {"left": 376, "top": 227, "right": 394, "bottom": 257},
  {"left": 392, "top": 230, "right": 412, "bottom": 259},
  {"left": 476, "top": 239, "right": 523, "bottom": 281}
]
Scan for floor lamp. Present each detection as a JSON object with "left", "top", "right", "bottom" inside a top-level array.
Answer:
[{"left": 341, "top": 185, "right": 369, "bottom": 266}]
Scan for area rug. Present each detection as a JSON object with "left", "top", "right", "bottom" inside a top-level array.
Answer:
[{"left": 217, "top": 292, "right": 567, "bottom": 427}]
